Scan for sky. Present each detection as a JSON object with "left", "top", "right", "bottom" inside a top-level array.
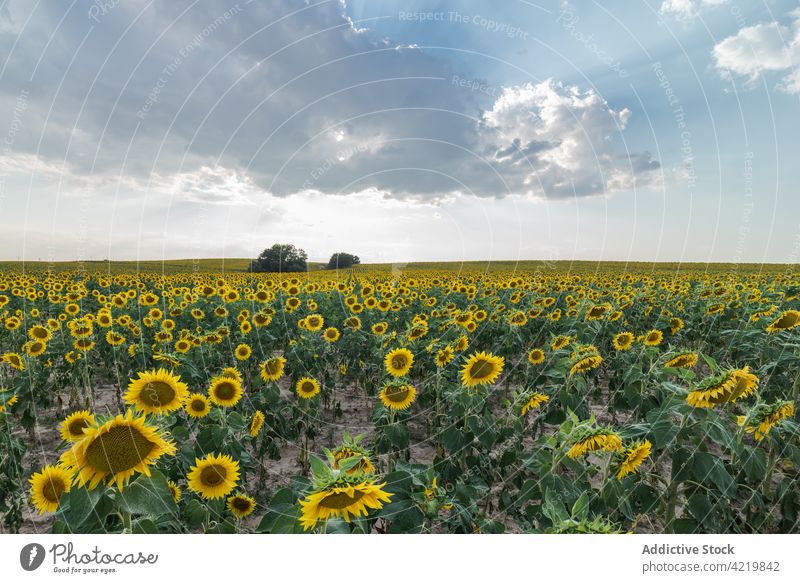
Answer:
[{"left": 0, "top": 0, "right": 798, "bottom": 264}]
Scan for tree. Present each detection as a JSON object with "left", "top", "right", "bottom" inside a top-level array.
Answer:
[
  {"left": 326, "top": 252, "right": 360, "bottom": 270},
  {"left": 250, "top": 243, "right": 308, "bottom": 273}
]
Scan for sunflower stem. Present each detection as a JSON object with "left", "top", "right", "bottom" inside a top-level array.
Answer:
[{"left": 120, "top": 510, "right": 132, "bottom": 533}]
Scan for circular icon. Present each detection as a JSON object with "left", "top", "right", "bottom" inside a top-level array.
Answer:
[{"left": 20, "top": 543, "right": 46, "bottom": 571}]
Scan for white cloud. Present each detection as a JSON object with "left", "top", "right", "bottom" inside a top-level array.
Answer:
[
  {"left": 713, "top": 10, "right": 800, "bottom": 93},
  {"left": 660, "top": 0, "right": 727, "bottom": 21},
  {"left": 480, "top": 80, "right": 660, "bottom": 198}
]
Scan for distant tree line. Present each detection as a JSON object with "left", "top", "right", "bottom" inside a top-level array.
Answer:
[{"left": 249, "top": 244, "right": 360, "bottom": 273}]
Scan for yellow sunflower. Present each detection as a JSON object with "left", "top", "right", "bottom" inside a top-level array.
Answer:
[
  {"left": 59, "top": 410, "right": 176, "bottom": 490},
  {"left": 187, "top": 453, "right": 240, "bottom": 500},
  {"left": 643, "top": 329, "right": 663, "bottom": 347},
  {"left": 738, "top": 401, "right": 794, "bottom": 441},
  {"left": 227, "top": 493, "right": 257, "bottom": 518},
  {"left": 765, "top": 309, "right": 800, "bottom": 333},
  {"left": 460, "top": 351, "right": 504, "bottom": 388},
  {"left": 59, "top": 410, "right": 96, "bottom": 442},
  {"left": 567, "top": 430, "right": 623, "bottom": 459},
  {"left": 613, "top": 332, "right": 634, "bottom": 351},
  {"left": 167, "top": 480, "right": 182, "bottom": 503},
  {"left": 208, "top": 376, "right": 243, "bottom": 407},
  {"left": 686, "top": 366, "right": 758, "bottom": 408},
  {"left": 616, "top": 440, "right": 652, "bottom": 479},
  {"left": 124, "top": 368, "right": 188, "bottom": 415},
  {"left": 260, "top": 356, "right": 287, "bottom": 382},
  {"left": 384, "top": 348, "right": 414, "bottom": 377},
  {"left": 186, "top": 393, "right": 211, "bottom": 418},
  {"left": 29, "top": 465, "right": 72, "bottom": 514},
  {"left": 665, "top": 352, "right": 698, "bottom": 369},
  {"left": 520, "top": 393, "right": 549, "bottom": 416},
  {"left": 296, "top": 377, "right": 321, "bottom": 399},
  {"left": 569, "top": 354, "right": 603, "bottom": 376},
  {"left": 323, "top": 327, "right": 341, "bottom": 343},
  {"left": 299, "top": 480, "right": 393, "bottom": 531},
  {"left": 527, "top": 348, "right": 545, "bottom": 365},
  {"left": 234, "top": 343, "right": 252, "bottom": 361},
  {"left": 249, "top": 410, "right": 265, "bottom": 437},
  {"left": 379, "top": 382, "right": 417, "bottom": 410}
]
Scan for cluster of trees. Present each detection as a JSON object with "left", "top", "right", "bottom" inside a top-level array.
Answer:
[{"left": 249, "top": 244, "right": 360, "bottom": 273}]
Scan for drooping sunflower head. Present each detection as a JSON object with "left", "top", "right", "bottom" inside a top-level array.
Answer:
[
  {"left": 520, "top": 392, "right": 549, "bottom": 416},
  {"left": 59, "top": 410, "right": 177, "bottom": 490},
  {"left": 379, "top": 381, "right": 417, "bottom": 411},
  {"left": 664, "top": 351, "right": 699, "bottom": 369},
  {"left": 227, "top": 493, "right": 257, "bottom": 519},
  {"left": 29, "top": 465, "right": 73, "bottom": 514},
  {"left": 208, "top": 376, "right": 243, "bottom": 407},
  {"left": 765, "top": 309, "right": 800, "bottom": 333},
  {"left": 686, "top": 366, "right": 759, "bottom": 408},
  {"left": 460, "top": 351, "right": 504, "bottom": 389},
  {"left": 566, "top": 423, "right": 623, "bottom": 459},
  {"left": 187, "top": 453, "right": 240, "bottom": 500},
  {"left": 738, "top": 400, "right": 794, "bottom": 441},
  {"left": 260, "top": 356, "right": 287, "bottom": 382},
  {"left": 569, "top": 353, "right": 603, "bottom": 376},
  {"left": 124, "top": 368, "right": 188, "bottom": 415},
  {"left": 384, "top": 348, "right": 414, "bottom": 377},
  {"left": 329, "top": 433, "right": 376, "bottom": 476},
  {"left": 296, "top": 377, "right": 321, "bottom": 399},
  {"left": 615, "top": 439, "right": 652, "bottom": 479},
  {"left": 249, "top": 410, "right": 266, "bottom": 437},
  {"left": 59, "top": 410, "right": 96, "bottom": 442}
]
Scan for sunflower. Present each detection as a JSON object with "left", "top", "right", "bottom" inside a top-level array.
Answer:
[
  {"left": 323, "top": 327, "right": 341, "bottom": 343},
  {"left": 260, "top": 356, "right": 286, "bottom": 382},
  {"left": 59, "top": 410, "right": 96, "bottom": 442},
  {"left": 686, "top": 366, "right": 758, "bottom": 408},
  {"left": 0, "top": 394, "right": 18, "bottom": 413},
  {"left": 461, "top": 351, "right": 504, "bottom": 388},
  {"left": 384, "top": 348, "right": 414, "bottom": 377},
  {"left": 2, "top": 352, "right": 24, "bottom": 371},
  {"left": 59, "top": 410, "right": 176, "bottom": 490},
  {"left": 187, "top": 453, "right": 240, "bottom": 500},
  {"left": 569, "top": 354, "right": 603, "bottom": 376},
  {"left": 29, "top": 465, "right": 72, "bottom": 514},
  {"left": 299, "top": 479, "right": 393, "bottom": 531},
  {"left": 227, "top": 493, "right": 257, "bottom": 518},
  {"left": 665, "top": 352, "right": 698, "bottom": 369},
  {"left": 611, "top": 332, "right": 633, "bottom": 351},
  {"left": 124, "top": 368, "right": 188, "bottom": 415},
  {"left": 551, "top": 335, "right": 570, "bottom": 350},
  {"left": 520, "top": 392, "right": 549, "bottom": 416},
  {"left": 249, "top": 410, "right": 265, "bottom": 437},
  {"left": 208, "top": 375, "right": 243, "bottom": 407},
  {"left": 616, "top": 440, "right": 652, "bottom": 479},
  {"left": 296, "top": 377, "right": 321, "bottom": 399},
  {"left": 435, "top": 346, "right": 454, "bottom": 367},
  {"left": 167, "top": 480, "right": 182, "bottom": 503},
  {"left": 765, "top": 309, "right": 800, "bottom": 333},
  {"left": 221, "top": 366, "right": 243, "bottom": 382},
  {"left": 371, "top": 322, "right": 388, "bottom": 335},
  {"left": 379, "top": 382, "right": 417, "bottom": 410},
  {"left": 738, "top": 401, "right": 794, "bottom": 441},
  {"left": 567, "top": 428, "right": 623, "bottom": 459},
  {"left": 106, "top": 331, "right": 126, "bottom": 346},
  {"left": 330, "top": 436, "right": 376, "bottom": 475},
  {"left": 643, "top": 329, "right": 663, "bottom": 347},
  {"left": 304, "top": 314, "right": 324, "bottom": 332},
  {"left": 186, "top": 393, "right": 211, "bottom": 418},
  {"left": 527, "top": 348, "right": 545, "bottom": 365}
]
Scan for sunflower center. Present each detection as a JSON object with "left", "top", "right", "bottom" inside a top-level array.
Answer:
[
  {"left": 319, "top": 490, "right": 365, "bottom": 510},
  {"left": 200, "top": 464, "right": 227, "bottom": 486},
  {"left": 191, "top": 399, "right": 206, "bottom": 412},
  {"left": 391, "top": 356, "right": 407, "bottom": 370},
  {"left": 214, "top": 381, "right": 236, "bottom": 400},
  {"left": 469, "top": 359, "right": 494, "bottom": 379},
  {"left": 68, "top": 419, "right": 91, "bottom": 436},
  {"left": 384, "top": 385, "right": 410, "bottom": 403},
  {"left": 84, "top": 426, "right": 156, "bottom": 475},
  {"left": 33, "top": 328, "right": 48, "bottom": 339},
  {"left": 265, "top": 362, "right": 279, "bottom": 375},
  {"left": 232, "top": 498, "right": 251, "bottom": 511},
  {"left": 42, "top": 477, "right": 66, "bottom": 503},
  {"left": 140, "top": 381, "right": 176, "bottom": 408},
  {"left": 300, "top": 382, "right": 315, "bottom": 394}
]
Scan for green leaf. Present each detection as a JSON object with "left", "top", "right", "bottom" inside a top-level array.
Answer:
[
  {"left": 692, "top": 452, "right": 736, "bottom": 497},
  {"left": 117, "top": 471, "right": 178, "bottom": 518}
]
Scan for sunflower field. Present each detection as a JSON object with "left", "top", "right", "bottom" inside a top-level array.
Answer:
[{"left": 1, "top": 263, "right": 800, "bottom": 534}]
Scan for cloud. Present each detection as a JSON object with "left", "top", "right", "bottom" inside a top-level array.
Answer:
[
  {"left": 659, "top": 0, "right": 727, "bottom": 21},
  {"left": 712, "top": 10, "right": 800, "bottom": 93},
  {"left": 0, "top": 0, "right": 658, "bottom": 204},
  {"left": 480, "top": 80, "right": 661, "bottom": 198}
]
